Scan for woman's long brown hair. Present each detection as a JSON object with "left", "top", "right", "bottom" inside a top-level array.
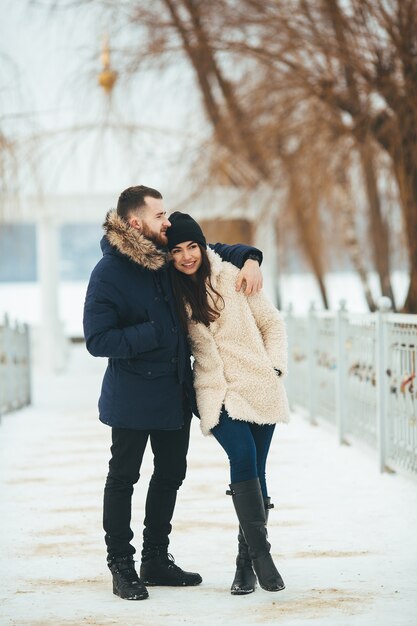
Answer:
[{"left": 169, "top": 245, "right": 224, "bottom": 333}]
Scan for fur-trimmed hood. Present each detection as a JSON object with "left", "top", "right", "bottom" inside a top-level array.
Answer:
[{"left": 102, "top": 209, "right": 168, "bottom": 271}]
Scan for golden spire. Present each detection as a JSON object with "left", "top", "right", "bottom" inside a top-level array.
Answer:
[{"left": 98, "top": 34, "right": 117, "bottom": 95}]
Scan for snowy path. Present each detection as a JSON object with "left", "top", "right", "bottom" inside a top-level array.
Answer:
[{"left": 0, "top": 345, "right": 416, "bottom": 626}]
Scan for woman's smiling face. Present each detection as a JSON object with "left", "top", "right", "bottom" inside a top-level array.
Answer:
[{"left": 170, "top": 241, "right": 203, "bottom": 275}]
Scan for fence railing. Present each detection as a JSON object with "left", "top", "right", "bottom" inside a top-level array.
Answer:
[
  {"left": 0, "top": 314, "right": 31, "bottom": 417},
  {"left": 285, "top": 300, "right": 417, "bottom": 480}
]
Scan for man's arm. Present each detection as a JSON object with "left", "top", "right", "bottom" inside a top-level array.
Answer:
[
  {"left": 83, "top": 278, "right": 160, "bottom": 358},
  {"left": 210, "top": 243, "right": 263, "bottom": 268},
  {"left": 210, "top": 243, "right": 263, "bottom": 295}
]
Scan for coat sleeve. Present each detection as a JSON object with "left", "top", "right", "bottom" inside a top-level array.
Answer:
[
  {"left": 83, "top": 278, "right": 160, "bottom": 358},
  {"left": 209, "top": 243, "right": 263, "bottom": 269},
  {"left": 246, "top": 290, "right": 288, "bottom": 376}
]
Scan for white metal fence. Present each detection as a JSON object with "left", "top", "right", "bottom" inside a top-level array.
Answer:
[
  {"left": 286, "top": 300, "right": 417, "bottom": 480},
  {"left": 0, "top": 314, "right": 31, "bottom": 417}
]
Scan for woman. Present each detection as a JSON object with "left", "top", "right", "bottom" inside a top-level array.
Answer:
[{"left": 166, "top": 211, "right": 290, "bottom": 595}]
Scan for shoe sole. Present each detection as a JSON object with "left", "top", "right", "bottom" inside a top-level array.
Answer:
[
  {"left": 259, "top": 583, "right": 285, "bottom": 592},
  {"left": 231, "top": 588, "right": 255, "bottom": 595},
  {"left": 113, "top": 590, "right": 149, "bottom": 600}
]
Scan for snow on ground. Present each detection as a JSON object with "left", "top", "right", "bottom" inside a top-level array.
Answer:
[{"left": 0, "top": 344, "right": 416, "bottom": 626}]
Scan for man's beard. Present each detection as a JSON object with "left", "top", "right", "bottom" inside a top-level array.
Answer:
[{"left": 141, "top": 223, "right": 168, "bottom": 248}]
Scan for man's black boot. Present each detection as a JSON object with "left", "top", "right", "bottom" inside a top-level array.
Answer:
[
  {"left": 108, "top": 555, "right": 149, "bottom": 600},
  {"left": 229, "top": 478, "right": 285, "bottom": 592},
  {"left": 230, "top": 525, "right": 257, "bottom": 595},
  {"left": 140, "top": 545, "right": 202, "bottom": 586}
]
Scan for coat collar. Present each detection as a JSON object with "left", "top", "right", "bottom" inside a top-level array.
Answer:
[
  {"left": 206, "top": 247, "right": 223, "bottom": 287},
  {"left": 103, "top": 209, "right": 168, "bottom": 271}
]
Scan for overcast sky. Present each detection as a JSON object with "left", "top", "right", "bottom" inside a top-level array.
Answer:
[{"left": 1, "top": 0, "right": 204, "bottom": 198}]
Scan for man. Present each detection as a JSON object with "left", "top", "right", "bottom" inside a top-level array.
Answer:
[{"left": 83, "top": 185, "right": 263, "bottom": 601}]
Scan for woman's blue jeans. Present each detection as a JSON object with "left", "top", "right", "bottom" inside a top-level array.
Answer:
[{"left": 211, "top": 408, "right": 275, "bottom": 498}]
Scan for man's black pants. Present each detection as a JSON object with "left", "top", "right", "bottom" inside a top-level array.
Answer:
[{"left": 103, "top": 409, "right": 192, "bottom": 560}]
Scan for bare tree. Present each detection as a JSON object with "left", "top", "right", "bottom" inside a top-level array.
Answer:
[
  {"left": 234, "top": 0, "right": 415, "bottom": 309},
  {"left": 66, "top": 0, "right": 415, "bottom": 309}
]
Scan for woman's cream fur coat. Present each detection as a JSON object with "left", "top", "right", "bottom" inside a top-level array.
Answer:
[{"left": 188, "top": 248, "right": 290, "bottom": 436}]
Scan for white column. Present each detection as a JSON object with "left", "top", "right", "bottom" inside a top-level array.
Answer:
[
  {"left": 335, "top": 299, "right": 348, "bottom": 444},
  {"left": 36, "top": 214, "right": 67, "bottom": 372},
  {"left": 376, "top": 296, "right": 392, "bottom": 472}
]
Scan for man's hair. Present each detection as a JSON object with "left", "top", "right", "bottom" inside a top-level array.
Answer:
[{"left": 116, "top": 185, "right": 163, "bottom": 220}]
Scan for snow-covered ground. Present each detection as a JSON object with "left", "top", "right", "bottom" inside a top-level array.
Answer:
[{"left": 0, "top": 344, "right": 416, "bottom": 626}]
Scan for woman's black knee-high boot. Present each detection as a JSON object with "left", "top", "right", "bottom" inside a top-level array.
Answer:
[
  {"left": 229, "top": 495, "right": 276, "bottom": 594},
  {"left": 229, "top": 494, "right": 278, "bottom": 594},
  {"left": 229, "top": 478, "right": 285, "bottom": 592}
]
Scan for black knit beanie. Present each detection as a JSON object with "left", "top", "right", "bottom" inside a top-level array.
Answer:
[{"left": 167, "top": 211, "right": 207, "bottom": 250}]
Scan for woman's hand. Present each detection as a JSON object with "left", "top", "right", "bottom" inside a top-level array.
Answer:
[{"left": 235, "top": 259, "right": 263, "bottom": 295}]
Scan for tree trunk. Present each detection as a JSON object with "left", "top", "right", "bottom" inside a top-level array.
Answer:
[
  {"left": 323, "top": 0, "right": 396, "bottom": 308},
  {"left": 164, "top": 0, "right": 269, "bottom": 182},
  {"left": 283, "top": 157, "right": 330, "bottom": 309},
  {"left": 392, "top": 140, "right": 417, "bottom": 312},
  {"left": 359, "top": 140, "right": 396, "bottom": 309},
  {"left": 335, "top": 182, "right": 377, "bottom": 311}
]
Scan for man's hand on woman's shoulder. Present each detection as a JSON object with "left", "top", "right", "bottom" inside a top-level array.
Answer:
[{"left": 235, "top": 258, "right": 263, "bottom": 295}]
